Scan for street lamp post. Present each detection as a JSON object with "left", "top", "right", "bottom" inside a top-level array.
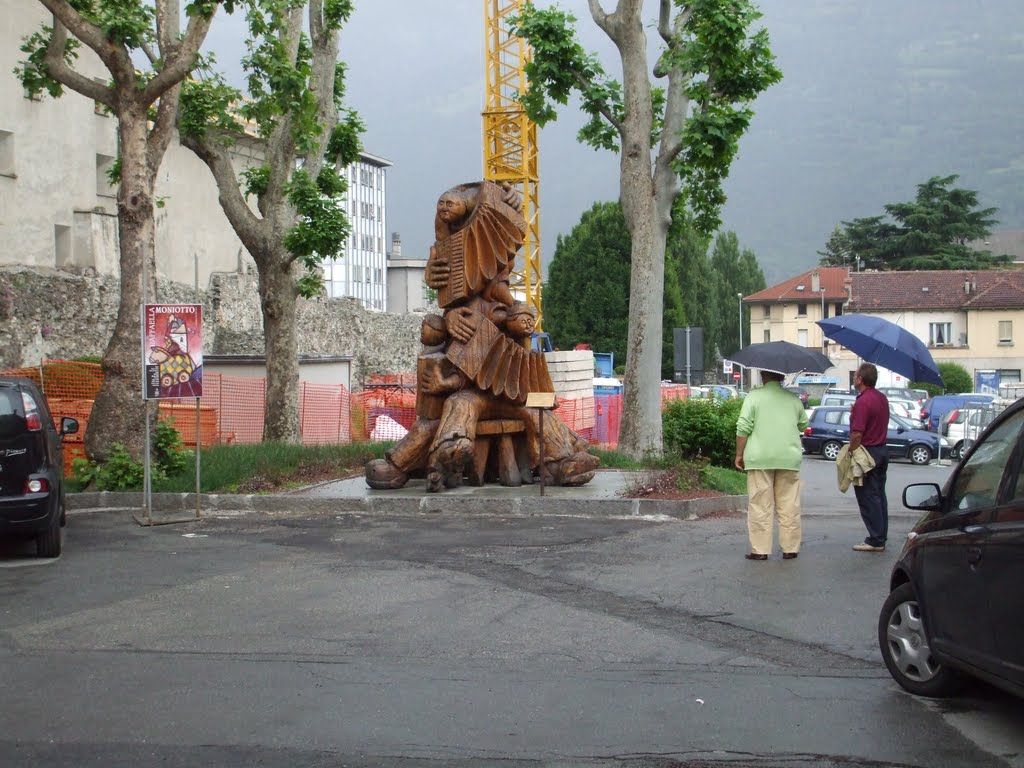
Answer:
[
  {"left": 737, "top": 292, "right": 743, "bottom": 391},
  {"left": 820, "top": 287, "right": 827, "bottom": 354},
  {"left": 737, "top": 293, "right": 743, "bottom": 349}
]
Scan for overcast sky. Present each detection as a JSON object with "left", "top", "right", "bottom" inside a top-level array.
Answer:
[{"left": 203, "top": 0, "right": 1024, "bottom": 283}]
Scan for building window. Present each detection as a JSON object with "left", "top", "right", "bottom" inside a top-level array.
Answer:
[
  {"left": 96, "top": 153, "right": 117, "bottom": 197},
  {"left": 763, "top": 329, "right": 771, "bottom": 343},
  {"left": 797, "top": 303, "right": 807, "bottom": 317},
  {"left": 54, "top": 224, "right": 71, "bottom": 267},
  {"left": 0, "top": 130, "right": 14, "bottom": 176},
  {"left": 762, "top": 304, "right": 771, "bottom": 319},
  {"left": 797, "top": 329, "right": 808, "bottom": 346},
  {"left": 999, "top": 320, "right": 1013, "bottom": 344},
  {"left": 929, "top": 322, "right": 951, "bottom": 346}
]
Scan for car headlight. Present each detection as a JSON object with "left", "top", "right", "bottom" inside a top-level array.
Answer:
[{"left": 939, "top": 437, "right": 949, "bottom": 446}]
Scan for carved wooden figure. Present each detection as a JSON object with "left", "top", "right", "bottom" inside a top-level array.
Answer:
[{"left": 365, "top": 181, "right": 599, "bottom": 492}]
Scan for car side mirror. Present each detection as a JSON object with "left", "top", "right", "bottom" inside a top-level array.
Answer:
[
  {"left": 903, "top": 482, "right": 941, "bottom": 510},
  {"left": 60, "top": 417, "right": 79, "bottom": 436}
]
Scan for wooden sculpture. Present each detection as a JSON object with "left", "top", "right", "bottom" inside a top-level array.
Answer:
[{"left": 365, "top": 181, "right": 600, "bottom": 492}]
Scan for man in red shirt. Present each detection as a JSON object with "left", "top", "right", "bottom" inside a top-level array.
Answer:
[{"left": 848, "top": 363, "right": 890, "bottom": 551}]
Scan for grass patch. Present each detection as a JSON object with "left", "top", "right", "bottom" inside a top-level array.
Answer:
[
  {"left": 590, "top": 447, "right": 673, "bottom": 470},
  {"left": 66, "top": 441, "right": 747, "bottom": 497},
  {"left": 698, "top": 463, "right": 747, "bottom": 495},
  {"left": 64, "top": 441, "right": 392, "bottom": 494}
]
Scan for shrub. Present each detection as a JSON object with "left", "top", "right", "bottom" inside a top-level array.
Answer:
[
  {"left": 154, "top": 419, "right": 192, "bottom": 477},
  {"left": 72, "top": 443, "right": 144, "bottom": 491},
  {"left": 662, "top": 396, "right": 742, "bottom": 468},
  {"left": 72, "top": 421, "right": 192, "bottom": 491},
  {"left": 913, "top": 362, "right": 971, "bottom": 397}
]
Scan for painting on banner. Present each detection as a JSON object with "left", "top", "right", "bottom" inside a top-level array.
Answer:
[{"left": 142, "top": 304, "right": 203, "bottom": 400}]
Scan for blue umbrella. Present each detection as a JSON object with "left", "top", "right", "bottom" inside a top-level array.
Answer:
[{"left": 816, "top": 314, "right": 944, "bottom": 387}]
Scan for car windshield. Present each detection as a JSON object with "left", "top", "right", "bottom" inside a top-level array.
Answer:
[
  {"left": 889, "top": 413, "right": 915, "bottom": 431},
  {"left": 0, "top": 386, "right": 22, "bottom": 439},
  {"left": 950, "top": 407, "right": 1024, "bottom": 511}
]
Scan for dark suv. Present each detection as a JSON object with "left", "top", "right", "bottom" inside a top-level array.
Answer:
[
  {"left": 0, "top": 377, "right": 78, "bottom": 557},
  {"left": 801, "top": 405, "right": 948, "bottom": 464},
  {"left": 878, "top": 397, "right": 1024, "bottom": 699}
]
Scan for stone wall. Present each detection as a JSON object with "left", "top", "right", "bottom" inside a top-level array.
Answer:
[{"left": 0, "top": 267, "right": 421, "bottom": 386}]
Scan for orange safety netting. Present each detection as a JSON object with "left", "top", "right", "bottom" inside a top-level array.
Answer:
[{"left": 0, "top": 361, "right": 666, "bottom": 459}]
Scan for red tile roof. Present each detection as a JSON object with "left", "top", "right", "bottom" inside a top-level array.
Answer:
[
  {"left": 744, "top": 266, "right": 849, "bottom": 303},
  {"left": 848, "top": 270, "right": 1024, "bottom": 311}
]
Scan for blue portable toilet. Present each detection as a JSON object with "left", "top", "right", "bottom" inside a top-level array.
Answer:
[{"left": 593, "top": 352, "right": 615, "bottom": 379}]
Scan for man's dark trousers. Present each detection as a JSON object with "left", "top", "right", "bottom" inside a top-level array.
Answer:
[{"left": 853, "top": 445, "right": 889, "bottom": 546}]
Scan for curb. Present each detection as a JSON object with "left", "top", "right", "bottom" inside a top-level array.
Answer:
[{"left": 66, "top": 491, "right": 749, "bottom": 521}]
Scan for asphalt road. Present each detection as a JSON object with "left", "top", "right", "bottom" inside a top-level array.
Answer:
[{"left": 1, "top": 456, "right": 1020, "bottom": 768}]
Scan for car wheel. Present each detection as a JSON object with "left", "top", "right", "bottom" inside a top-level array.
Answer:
[
  {"left": 878, "top": 583, "right": 961, "bottom": 697},
  {"left": 822, "top": 440, "right": 842, "bottom": 461},
  {"left": 35, "top": 512, "right": 62, "bottom": 558},
  {"left": 909, "top": 444, "right": 932, "bottom": 465},
  {"left": 951, "top": 441, "right": 964, "bottom": 461}
]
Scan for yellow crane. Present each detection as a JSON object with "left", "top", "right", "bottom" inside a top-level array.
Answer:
[{"left": 482, "top": 0, "right": 543, "bottom": 330}]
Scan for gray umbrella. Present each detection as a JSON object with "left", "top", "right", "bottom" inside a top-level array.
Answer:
[{"left": 727, "top": 341, "right": 834, "bottom": 375}]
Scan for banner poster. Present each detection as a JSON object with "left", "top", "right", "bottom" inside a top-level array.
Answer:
[{"left": 142, "top": 304, "right": 203, "bottom": 400}]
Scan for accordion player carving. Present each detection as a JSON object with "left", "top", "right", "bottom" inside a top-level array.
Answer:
[{"left": 364, "top": 180, "right": 599, "bottom": 493}]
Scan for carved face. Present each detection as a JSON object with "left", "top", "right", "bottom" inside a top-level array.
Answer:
[
  {"left": 506, "top": 310, "right": 536, "bottom": 339},
  {"left": 436, "top": 194, "right": 468, "bottom": 225}
]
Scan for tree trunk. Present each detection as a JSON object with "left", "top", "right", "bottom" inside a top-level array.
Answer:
[
  {"left": 618, "top": 201, "right": 669, "bottom": 458},
  {"left": 258, "top": 254, "right": 301, "bottom": 442},
  {"left": 85, "top": 111, "right": 158, "bottom": 462},
  {"left": 605, "top": 2, "right": 670, "bottom": 460}
]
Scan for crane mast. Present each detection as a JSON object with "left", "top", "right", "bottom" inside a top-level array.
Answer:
[{"left": 482, "top": 0, "right": 543, "bottom": 329}]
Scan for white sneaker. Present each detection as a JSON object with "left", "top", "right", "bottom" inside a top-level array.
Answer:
[{"left": 852, "top": 543, "right": 885, "bottom": 552}]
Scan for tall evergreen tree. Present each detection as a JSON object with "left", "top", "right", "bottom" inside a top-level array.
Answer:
[
  {"left": 710, "top": 232, "right": 766, "bottom": 356},
  {"left": 818, "top": 175, "right": 1012, "bottom": 271},
  {"left": 544, "top": 203, "right": 632, "bottom": 367}
]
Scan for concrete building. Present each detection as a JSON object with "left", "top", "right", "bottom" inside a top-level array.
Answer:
[
  {"left": 2, "top": 1, "right": 394, "bottom": 309},
  {"left": 743, "top": 267, "right": 1024, "bottom": 391},
  {"left": 384, "top": 233, "right": 430, "bottom": 314}
]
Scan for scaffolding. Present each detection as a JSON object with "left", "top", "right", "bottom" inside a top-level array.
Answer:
[{"left": 482, "top": 0, "right": 543, "bottom": 329}]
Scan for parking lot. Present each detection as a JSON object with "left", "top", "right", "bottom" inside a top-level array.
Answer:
[{"left": 2, "top": 456, "right": 1022, "bottom": 767}]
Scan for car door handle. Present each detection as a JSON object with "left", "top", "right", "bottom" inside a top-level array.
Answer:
[{"left": 966, "top": 546, "right": 983, "bottom": 565}]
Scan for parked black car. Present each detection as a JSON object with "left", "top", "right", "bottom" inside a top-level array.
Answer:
[
  {"left": 0, "top": 377, "right": 78, "bottom": 557},
  {"left": 878, "top": 397, "right": 1024, "bottom": 699},
  {"left": 801, "top": 406, "right": 948, "bottom": 464}
]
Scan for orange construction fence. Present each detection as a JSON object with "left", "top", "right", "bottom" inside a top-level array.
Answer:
[{"left": 1, "top": 360, "right": 709, "bottom": 460}]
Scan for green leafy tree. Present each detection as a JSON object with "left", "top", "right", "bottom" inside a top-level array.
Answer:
[
  {"left": 667, "top": 204, "right": 717, "bottom": 374},
  {"left": 179, "top": 0, "right": 363, "bottom": 441},
  {"left": 710, "top": 231, "right": 766, "bottom": 356},
  {"left": 543, "top": 201, "right": 637, "bottom": 368},
  {"left": 545, "top": 200, "right": 764, "bottom": 380},
  {"left": 16, "top": 0, "right": 232, "bottom": 461},
  {"left": 511, "top": 0, "right": 781, "bottom": 459},
  {"left": 819, "top": 175, "right": 1012, "bottom": 271},
  {"left": 936, "top": 362, "right": 972, "bottom": 394}
]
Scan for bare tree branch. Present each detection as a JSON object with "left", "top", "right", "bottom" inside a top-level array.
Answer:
[
  {"left": 36, "top": 0, "right": 133, "bottom": 77},
  {"left": 155, "top": 0, "right": 182, "bottom": 62},
  {"left": 182, "top": 132, "right": 268, "bottom": 256},
  {"left": 147, "top": 89, "right": 181, "bottom": 172},
  {"left": 304, "top": 4, "right": 340, "bottom": 180},
  {"left": 43, "top": 18, "right": 116, "bottom": 107},
  {"left": 140, "top": 41, "right": 159, "bottom": 65},
  {"left": 657, "top": 11, "right": 690, "bottom": 165},
  {"left": 143, "top": 11, "right": 214, "bottom": 103},
  {"left": 588, "top": 0, "right": 613, "bottom": 35},
  {"left": 657, "top": 0, "right": 672, "bottom": 44},
  {"left": 309, "top": 0, "right": 324, "bottom": 41}
]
